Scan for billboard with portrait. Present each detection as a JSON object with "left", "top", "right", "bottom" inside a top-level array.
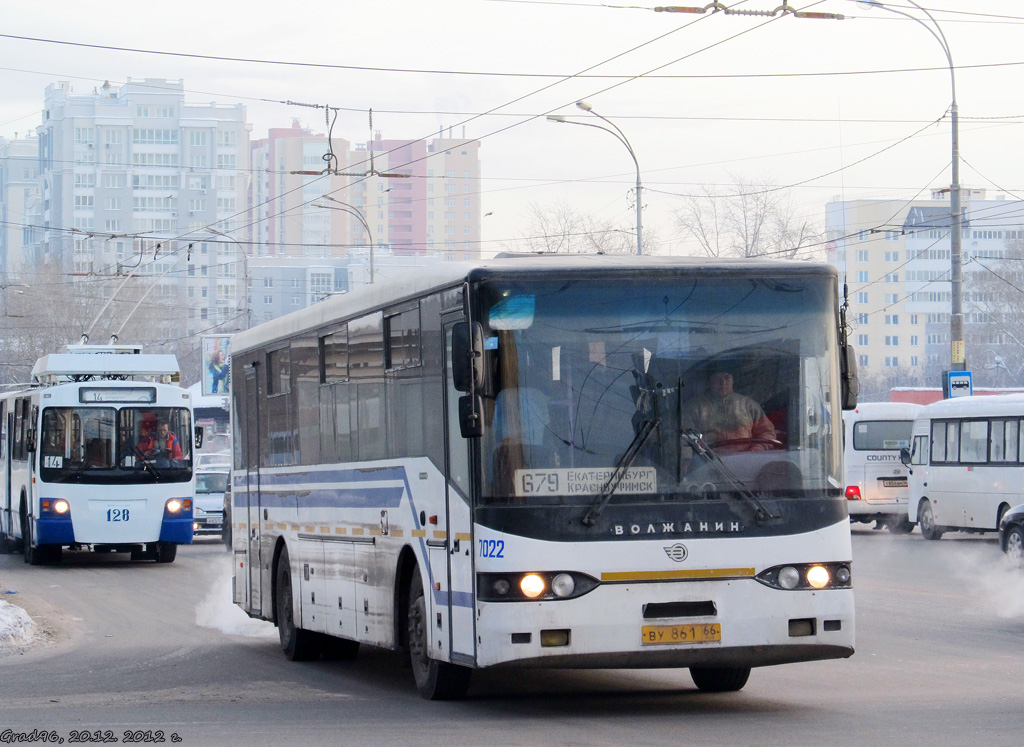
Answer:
[{"left": 202, "top": 335, "right": 232, "bottom": 396}]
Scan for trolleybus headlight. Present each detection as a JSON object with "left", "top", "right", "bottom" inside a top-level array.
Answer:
[
  {"left": 521, "top": 574, "right": 546, "bottom": 598},
  {"left": 53, "top": 499, "right": 70, "bottom": 514},
  {"left": 551, "top": 573, "right": 575, "bottom": 598},
  {"left": 166, "top": 499, "right": 183, "bottom": 514},
  {"left": 492, "top": 578, "right": 511, "bottom": 597},
  {"left": 778, "top": 566, "right": 801, "bottom": 589},
  {"left": 806, "top": 565, "right": 830, "bottom": 589},
  {"left": 834, "top": 565, "right": 851, "bottom": 585}
]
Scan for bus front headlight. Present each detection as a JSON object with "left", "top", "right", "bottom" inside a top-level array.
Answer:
[
  {"left": 806, "top": 565, "right": 830, "bottom": 589},
  {"left": 520, "top": 574, "right": 546, "bottom": 598}
]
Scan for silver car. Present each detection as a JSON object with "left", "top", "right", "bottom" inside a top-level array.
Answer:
[{"left": 194, "top": 469, "right": 228, "bottom": 536}]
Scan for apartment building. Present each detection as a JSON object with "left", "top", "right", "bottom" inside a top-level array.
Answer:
[
  {"left": 0, "top": 135, "right": 40, "bottom": 275},
  {"left": 251, "top": 122, "right": 482, "bottom": 263},
  {"left": 826, "top": 189, "right": 1024, "bottom": 388},
  {"left": 29, "top": 78, "right": 251, "bottom": 337}
]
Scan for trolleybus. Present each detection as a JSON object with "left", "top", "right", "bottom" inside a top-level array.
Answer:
[
  {"left": 0, "top": 344, "right": 198, "bottom": 564},
  {"left": 903, "top": 393, "right": 1024, "bottom": 540},
  {"left": 228, "top": 255, "right": 859, "bottom": 699}
]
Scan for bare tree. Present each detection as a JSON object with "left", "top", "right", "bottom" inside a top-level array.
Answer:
[
  {"left": 0, "top": 262, "right": 201, "bottom": 388},
  {"left": 965, "top": 236, "right": 1024, "bottom": 387},
  {"left": 504, "top": 200, "right": 655, "bottom": 255},
  {"left": 672, "top": 174, "right": 823, "bottom": 259}
]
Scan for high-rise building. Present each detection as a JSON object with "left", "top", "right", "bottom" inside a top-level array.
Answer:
[
  {"left": 251, "top": 122, "right": 482, "bottom": 265},
  {"left": 29, "top": 78, "right": 251, "bottom": 337},
  {"left": 826, "top": 189, "right": 1024, "bottom": 389},
  {"left": 0, "top": 135, "right": 40, "bottom": 276}
]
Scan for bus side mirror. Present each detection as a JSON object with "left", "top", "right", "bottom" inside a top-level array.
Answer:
[
  {"left": 458, "top": 395, "right": 483, "bottom": 438},
  {"left": 452, "top": 321, "right": 485, "bottom": 393},
  {"left": 841, "top": 344, "right": 859, "bottom": 411},
  {"left": 899, "top": 446, "right": 911, "bottom": 467},
  {"left": 195, "top": 426, "right": 204, "bottom": 450}
]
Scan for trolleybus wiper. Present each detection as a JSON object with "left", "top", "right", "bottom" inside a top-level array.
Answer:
[
  {"left": 582, "top": 417, "right": 660, "bottom": 527},
  {"left": 679, "top": 431, "right": 777, "bottom": 524},
  {"left": 133, "top": 446, "right": 161, "bottom": 481}
]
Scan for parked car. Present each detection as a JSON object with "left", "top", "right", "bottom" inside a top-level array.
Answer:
[
  {"left": 1000, "top": 503, "right": 1024, "bottom": 563},
  {"left": 194, "top": 469, "right": 228, "bottom": 537}
]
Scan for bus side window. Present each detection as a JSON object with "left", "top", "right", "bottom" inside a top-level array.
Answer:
[{"left": 912, "top": 435, "right": 927, "bottom": 466}]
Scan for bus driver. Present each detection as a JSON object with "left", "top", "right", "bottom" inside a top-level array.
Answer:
[{"left": 683, "top": 368, "right": 777, "bottom": 452}]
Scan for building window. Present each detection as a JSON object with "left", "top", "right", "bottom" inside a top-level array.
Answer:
[
  {"left": 859, "top": 355, "right": 869, "bottom": 368},
  {"left": 856, "top": 292, "right": 868, "bottom": 304},
  {"left": 885, "top": 315, "right": 899, "bottom": 325},
  {"left": 885, "top": 356, "right": 899, "bottom": 367},
  {"left": 856, "top": 250, "right": 869, "bottom": 262},
  {"left": 857, "top": 334, "right": 868, "bottom": 346},
  {"left": 858, "top": 230, "right": 869, "bottom": 241},
  {"left": 885, "top": 336, "right": 898, "bottom": 346},
  {"left": 857, "top": 271, "right": 869, "bottom": 283}
]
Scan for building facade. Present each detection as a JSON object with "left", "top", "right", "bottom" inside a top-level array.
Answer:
[
  {"left": 0, "top": 135, "right": 41, "bottom": 276},
  {"left": 29, "top": 78, "right": 251, "bottom": 338},
  {"left": 251, "top": 122, "right": 482, "bottom": 270},
  {"left": 826, "top": 189, "right": 1024, "bottom": 391}
]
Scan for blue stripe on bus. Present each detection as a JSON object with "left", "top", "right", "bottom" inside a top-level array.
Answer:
[
  {"left": 431, "top": 589, "right": 474, "bottom": 609},
  {"left": 233, "top": 466, "right": 408, "bottom": 489},
  {"left": 252, "top": 486, "right": 406, "bottom": 509}
]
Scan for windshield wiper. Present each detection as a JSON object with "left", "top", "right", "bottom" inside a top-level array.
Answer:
[
  {"left": 133, "top": 446, "right": 162, "bottom": 481},
  {"left": 582, "top": 417, "right": 660, "bottom": 527},
  {"left": 679, "top": 431, "right": 777, "bottom": 524}
]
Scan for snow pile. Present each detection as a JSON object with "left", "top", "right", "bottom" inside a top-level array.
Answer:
[
  {"left": 195, "top": 563, "right": 275, "bottom": 638},
  {"left": 0, "top": 599, "right": 35, "bottom": 651}
]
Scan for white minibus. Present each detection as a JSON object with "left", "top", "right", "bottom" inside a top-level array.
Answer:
[
  {"left": 843, "top": 402, "right": 920, "bottom": 533},
  {"left": 904, "top": 394, "right": 1024, "bottom": 540}
]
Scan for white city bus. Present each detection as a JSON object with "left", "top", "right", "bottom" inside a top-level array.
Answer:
[
  {"left": 0, "top": 344, "right": 198, "bottom": 564},
  {"left": 843, "top": 402, "right": 920, "bottom": 533},
  {"left": 228, "top": 255, "right": 858, "bottom": 699},
  {"left": 904, "top": 393, "right": 1024, "bottom": 540}
]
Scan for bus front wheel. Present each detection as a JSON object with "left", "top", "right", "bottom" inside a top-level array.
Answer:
[
  {"left": 407, "top": 566, "right": 471, "bottom": 700},
  {"left": 274, "top": 545, "right": 321, "bottom": 661},
  {"left": 690, "top": 666, "right": 751, "bottom": 692},
  {"left": 918, "top": 500, "right": 944, "bottom": 541}
]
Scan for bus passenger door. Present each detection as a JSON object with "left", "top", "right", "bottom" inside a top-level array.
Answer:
[
  {"left": 443, "top": 319, "right": 477, "bottom": 664},
  {"left": 242, "top": 363, "right": 263, "bottom": 616}
]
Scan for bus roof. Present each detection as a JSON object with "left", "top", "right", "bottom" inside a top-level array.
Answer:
[
  {"left": 916, "top": 393, "right": 1024, "bottom": 419},
  {"left": 844, "top": 402, "right": 922, "bottom": 420},
  {"left": 231, "top": 255, "right": 838, "bottom": 356},
  {"left": 31, "top": 352, "right": 181, "bottom": 382}
]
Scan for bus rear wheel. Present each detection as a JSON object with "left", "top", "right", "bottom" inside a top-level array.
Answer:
[
  {"left": 690, "top": 666, "right": 751, "bottom": 692},
  {"left": 918, "top": 499, "right": 944, "bottom": 541},
  {"left": 407, "top": 566, "right": 471, "bottom": 700},
  {"left": 150, "top": 542, "right": 177, "bottom": 563},
  {"left": 275, "top": 545, "right": 321, "bottom": 661}
]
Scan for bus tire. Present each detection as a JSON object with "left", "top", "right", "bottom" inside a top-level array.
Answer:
[
  {"left": 407, "top": 566, "right": 471, "bottom": 700},
  {"left": 918, "top": 499, "right": 943, "bottom": 541},
  {"left": 21, "top": 507, "right": 45, "bottom": 566},
  {"left": 275, "top": 545, "right": 320, "bottom": 661},
  {"left": 690, "top": 666, "right": 751, "bottom": 692},
  {"left": 153, "top": 542, "right": 177, "bottom": 563},
  {"left": 0, "top": 530, "right": 12, "bottom": 554}
]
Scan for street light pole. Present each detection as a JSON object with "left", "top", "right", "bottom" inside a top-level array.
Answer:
[
  {"left": 856, "top": 0, "right": 964, "bottom": 372},
  {"left": 317, "top": 196, "right": 376, "bottom": 283},
  {"left": 548, "top": 101, "right": 644, "bottom": 255}
]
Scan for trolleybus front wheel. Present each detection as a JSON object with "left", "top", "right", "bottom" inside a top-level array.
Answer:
[
  {"left": 689, "top": 665, "right": 751, "bottom": 692},
  {"left": 407, "top": 566, "right": 471, "bottom": 700}
]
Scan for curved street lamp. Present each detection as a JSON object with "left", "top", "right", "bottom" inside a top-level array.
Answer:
[
  {"left": 548, "top": 100, "right": 644, "bottom": 256},
  {"left": 856, "top": 0, "right": 964, "bottom": 373},
  {"left": 316, "top": 196, "right": 376, "bottom": 283}
]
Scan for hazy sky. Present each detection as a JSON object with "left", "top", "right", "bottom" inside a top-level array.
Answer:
[{"left": 2, "top": 0, "right": 1021, "bottom": 255}]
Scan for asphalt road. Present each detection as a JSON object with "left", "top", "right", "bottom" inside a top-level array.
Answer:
[{"left": 0, "top": 528, "right": 1021, "bottom": 746}]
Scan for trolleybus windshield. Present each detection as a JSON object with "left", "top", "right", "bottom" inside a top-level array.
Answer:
[{"left": 39, "top": 406, "right": 193, "bottom": 484}]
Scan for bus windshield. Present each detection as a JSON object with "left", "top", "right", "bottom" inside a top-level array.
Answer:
[
  {"left": 477, "top": 275, "right": 840, "bottom": 513},
  {"left": 39, "top": 406, "right": 193, "bottom": 484}
]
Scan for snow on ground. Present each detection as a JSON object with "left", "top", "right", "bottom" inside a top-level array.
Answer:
[{"left": 0, "top": 598, "right": 35, "bottom": 652}]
